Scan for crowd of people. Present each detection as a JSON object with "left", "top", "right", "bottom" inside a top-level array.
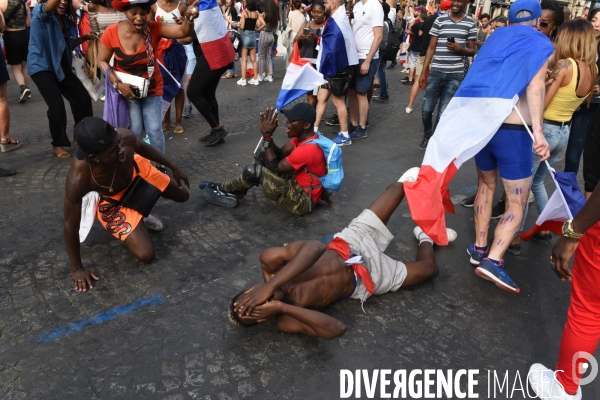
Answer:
[{"left": 2, "top": 0, "right": 600, "bottom": 398}]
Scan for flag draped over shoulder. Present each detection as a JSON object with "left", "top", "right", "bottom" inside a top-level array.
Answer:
[
  {"left": 403, "top": 26, "right": 554, "bottom": 245},
  {"left": 521, "top": 170, "right": 586, "bottom": 240},
  {"left": 195, "top": 0, "right": 235, "bottom": 70},
  {"left": 317, "top": 5, "right": 358, "bottom": 78},
  {"left": 276, "top": 43, "right": 327, "bottom": 110}
]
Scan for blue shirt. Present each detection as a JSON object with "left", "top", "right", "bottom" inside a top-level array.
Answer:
[{"left": 27, "top": 4, "right": 75, "bottom": 81}]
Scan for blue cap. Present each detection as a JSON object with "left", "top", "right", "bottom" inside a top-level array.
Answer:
[{"left": 508, "top": 0, "right": 542, "bottom": 23}]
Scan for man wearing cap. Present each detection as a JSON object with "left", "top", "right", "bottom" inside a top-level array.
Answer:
[
  {"left": 418, "top": 0, "right": 477, "bottom": 151},
  {"left": 200, "top": 104, "right": 327, "bottom": 216},
  {"left": 64, "top": 117, "right": 190, "bottom": 292}
]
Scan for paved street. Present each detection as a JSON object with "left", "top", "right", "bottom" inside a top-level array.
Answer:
[{"left": 1, "top": 59, "right": 598, "bottom": 399}]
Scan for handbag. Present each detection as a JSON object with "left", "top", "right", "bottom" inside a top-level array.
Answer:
[
  {"left": 113, "top": 26, "right": 155, "bottom": 98},
  {"left": 72, "top": 50, "right": 105, "bottom": 101}
]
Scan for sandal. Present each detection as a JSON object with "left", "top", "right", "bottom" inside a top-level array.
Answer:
[
  {"left": 162, "top": 124, "right": 173, "bottom": 132},
  {"left": 173, "top": 127, "right": 185, "bottom": 134},
  {"left": 221, "top": 73, "right": 233, "bottom": 79},
  {"left": 56, "top": 152, "right": 71, "bottom": 159},
  {"left": 1, "top": 138, "right": 21, "bottom": 153}
]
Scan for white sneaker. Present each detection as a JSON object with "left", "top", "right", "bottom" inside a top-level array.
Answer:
[
  {"left": 100, "top": 94, "right": 105, "bottom": 102},
  {"left": 528, "top": 364, "right": 582, "bottom": 400},
  {"left": 398, "top": 167, "right": 420, "bottom": 183},
  {"left": 248, "top": 78, "right": 259, "bottom": 86},
  {"left": 143, "top": 214, "right": 164, "bottom": 232},
  {"left": 401, "top": 68, "right": 409, "bottom": 73},
  {"left": 405, "top": 107, "right": 413, "bottom": 114},
  {"left": 413, "top": 226, "right": 457, "bottom": 243},
  {"left": 237, "top": 78, "right": 247, "bottom": 86},
  {"left": 529, "top": 191, "right": 535, "bottom": 203},
  {"left": 264, "top": 75, "right": 273, "bottom": 82},
  {"left": 257, "top": 74, "right": 264, "bottom": 82}
]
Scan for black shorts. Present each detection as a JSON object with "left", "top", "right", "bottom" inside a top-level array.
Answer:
[
  {"left": 321, "top": 66, "right": 354, "bottom": 97},
  {"left": 3, "top": 30, "right": 29, "bottom": 65},
  {"left": 0, "top": 49, "right": 9, "bottom": 85},
  {"left": 583, "top": 108, "right": 600, "bottom": 192}
]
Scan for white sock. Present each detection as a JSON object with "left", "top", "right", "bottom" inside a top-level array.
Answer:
[
  {"left": 417, "top": 231, "right": 434, "bottom": 245},
  {"left": 341, "top": 131, "right": 349, "bottom": 138},
  {"left": 314, "top": 126, "right": 319, "bottom": 133}
]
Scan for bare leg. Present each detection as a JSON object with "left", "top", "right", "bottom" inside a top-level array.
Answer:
[
  {"left": 250, "top": 49, "right": 258, "bottom": 80},
  {"left": 407, "top": 74, "right": 420, "bottom": 109},
  {"left": 331, "top": 94, "right": 348, "bottom": 133},
  {"left": 474, "top": 168, "right": 497, "bottom": 248},
  {"left": 161, "top": 175, "right": 190, "bottom": 203},
  {"left": 315, "top": 88, "right": 330, "bottom": 131},
  {"left": 407, "top": 67, "right": 415, "bottom": 82},
  {"left": 10, "top": 64, "right": 25, "bottom": 87},
  {"left": 185, "top": 75, "right": 193, "bottom": 105},
  {"left": 22, "top": 62, "right": 30, "bottom": 88},
  {"left": 357, "top": 93, "right": 369, "bottom": 128},
  {"left": 241, "top": 49, "right": 248, "bottom": 80},
  {"left": 368, "top": 182, "right": 406, "bottom": 225},
  {"left": 348, "top": 89, "right": 358, "bottom": 126},
  {"left": 174, "top": 89, "right": 185, "bottom": 131},
  {"left": 124, "top": 224, "right": 155, "bottom": 263},
  {"left": 306, "top": 93, "right": 317, "bottom": 108},
  {"left": 163, "top": 105, "right": 172, "bottom": 129},
  {"left": 0, "top": 83, "right": 10, "bottom": 140},
  {"left": 402, "top": 242, "right": 439, "bottom": 288},
  {"left": 488, "top": 176, "right": 531, "bottom": 260}
]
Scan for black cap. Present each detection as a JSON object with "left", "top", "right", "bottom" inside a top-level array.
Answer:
[
  {"left": 74, "top": 117, "right": 118, "bottom": 160},
  {"left": 281, "top": 103, "right": 316, "bottom": 124}
]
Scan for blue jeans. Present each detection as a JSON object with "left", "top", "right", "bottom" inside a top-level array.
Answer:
[
  {"left": 377, "top": 58, "right": 388, "bottom": 97},
  {"left": 564, "top": 102, "right": 599, "bottom": 173},
  {"left": 530, "top": 123, "right": 570, "bottom": 214},
  {"left": 421, "top": 70, "right": 463, "bottom": 138},
  {"left": 127, "top": 95, "right": 165, "bottom": 154}
]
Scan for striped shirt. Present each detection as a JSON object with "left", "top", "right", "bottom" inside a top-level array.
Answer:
[
  {"left": 429, "top": 14, "right": 477, "bottom": 74},
  {"left": 89, "top": 11, "right": 127, "bottom": 35}
]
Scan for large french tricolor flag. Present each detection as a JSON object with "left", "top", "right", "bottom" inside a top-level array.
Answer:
[
  {"left": 403, "top": 26, "right": 554, "bottom": 245},
  {"left": 195, "top": 0, "right": 235, "bottom": 70},
  {"left": 521, "top": 170, "right": 586, "bottom": 241},
  {"left": 316, "top": 6, "right": 358, "bottom": 78},
  {"left": 276, "top": 43, "right": 326, "bottom": 109}
]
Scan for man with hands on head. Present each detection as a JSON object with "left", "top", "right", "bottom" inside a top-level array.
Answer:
[{"left": 64, "top": 117, "right": 190, "bottom": 293}]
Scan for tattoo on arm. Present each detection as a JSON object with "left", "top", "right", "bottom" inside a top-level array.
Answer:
[{"left": 547, "top": 58, "right": 571, "bottom": 91}]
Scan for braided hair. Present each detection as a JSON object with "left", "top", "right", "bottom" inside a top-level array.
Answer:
[{"left": 541, "top": 0, "right": 565, "bottom": 41}]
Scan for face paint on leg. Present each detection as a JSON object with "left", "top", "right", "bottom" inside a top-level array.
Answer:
[
  {"left": 516, "top": 187, "right": 522, "bottom": 195},
  {"left": 476, "top": 205, "right": 482, "bottom": 214},
  {"left": 497, "top": 239, "right": 504, "bottom": 246},
  {"left": 504, "top": 214, "right": 514, "bottom": 223},
  {"left": 481, "top": 187, "right": 485, "bottom": 194},
  {"left": 513, "top": 231, "right": 519, "bottom": 237},
  {"left": 475, "top": 195, "right": 479, "bottom": 202},
  {"left": 480, "top": 231, "right": 486, "bottom": 238}
]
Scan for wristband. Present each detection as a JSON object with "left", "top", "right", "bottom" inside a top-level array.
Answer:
[{"left": 262, "top": 133, "right": 273, "bottom": 142}]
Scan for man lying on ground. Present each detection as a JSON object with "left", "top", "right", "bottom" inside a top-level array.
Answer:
[
  {"left": 228, "top": 168, "right": 456, "bottom": 339},
  {"left": 64, "top": 117, "right": 190, "bottom": 292},
  {"left": 200, "top": 104, "right": 328, "bottom": 216}
]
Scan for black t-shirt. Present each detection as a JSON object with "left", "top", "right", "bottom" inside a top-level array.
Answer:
[
  {"left": 419, "top": 14, "right": 438, "bottom": 57},
  {"left": 408, "top": 21, "right": 423, "bottom": 53}
]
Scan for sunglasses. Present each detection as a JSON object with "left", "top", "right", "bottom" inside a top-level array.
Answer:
[{"left": 539, "top": 20, "right": 553, "bottom": 29}]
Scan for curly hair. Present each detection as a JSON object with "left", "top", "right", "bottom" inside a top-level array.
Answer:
[{"left": 228, "top": 291, "right": 259, "bottom": 328}]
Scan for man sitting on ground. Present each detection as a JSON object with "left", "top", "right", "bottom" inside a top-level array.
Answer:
[
  {"left": 64, "top": 117, "right": 190, "bottom": 292},
  {"left": 200, "top": 104, "right": 327, "bottom": 216},
  {"left": 227, "top": 168, "right": 457, "bottom": 339}
]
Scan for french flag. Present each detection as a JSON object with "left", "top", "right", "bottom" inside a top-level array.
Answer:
[
  {"left": 195, "top": 0, "right": 235, "bottom": 70},
  {"left": 521, "top": 170, "right": 586, "bottom": 241},
  {"left": 316, "top": 5, "right": 358, "bottom": 78},
  {"left": 159, "top": 61, "right": 181, "bottom": 119},
  {"left": 276, "top": 43, "right": 326, "bottom": 110},
  {"left": 403, "top": 26, "right": 554, "bottom": 245}
]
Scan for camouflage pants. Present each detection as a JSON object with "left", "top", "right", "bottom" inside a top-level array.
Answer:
[{"left": 221, "top": 167, "right": 314, "bottom": 216}]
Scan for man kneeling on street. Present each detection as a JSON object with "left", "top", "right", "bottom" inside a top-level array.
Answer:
[
  {"left": 201, "top": 104, "right": 327, "bottom": 215},
  {"left": 64, "top": 117, "right": 190, "bottom": 292},
  {"left": 228, "top": 168, "right": 457, "bottom": 339}
]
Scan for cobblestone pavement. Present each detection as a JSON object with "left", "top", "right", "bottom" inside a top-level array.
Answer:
[{"left": 1, "top": 59, "right": 598, "bottom": 399}]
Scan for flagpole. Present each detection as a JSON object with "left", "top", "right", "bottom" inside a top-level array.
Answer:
[
  {"left": 511, "top": 106, "right": 551, "bottom": 171},
  {"left": 253, "top": 108, "right": 279, "bottom": 154}
]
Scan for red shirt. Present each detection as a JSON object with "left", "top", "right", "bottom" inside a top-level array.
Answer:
[
  {"left": 101, "top": 21, "right": 164, "bottom": 97},
  {"left": 287, "top": 134, "right": 327, "bottom": 203}
]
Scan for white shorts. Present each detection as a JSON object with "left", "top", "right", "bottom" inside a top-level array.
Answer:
[
  {"left": 334, "top": 209, "right": 407, "bottom": 305},
  {"left": 407, "top": 51, "right": 419, "bottom": 69}
]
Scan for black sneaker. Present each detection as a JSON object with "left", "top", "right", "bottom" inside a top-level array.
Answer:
[
  {"left": 401, "top": 79, "right": 414, "bottom": 85},
  {"left": 325, "top": 114, "right": 340, "bottom": 126},
  {"left": 506, "top": 243, "right": 521, "bottom": 256},
  {"left": 419, "top": 138, "right": 429, "bottom": 151},
  {"left": 205, "top": 128, "right": 228, "bottom": 146},
  {"left": 19, "top": 88, "right": 31, "bottom": 104},
  {"left": 350, "top": 126, "right": 368, "bottom": 140},
  {"left": 374, "top": 96, "right": 389, "bottom": 103},
  {"left": 349, "top": 124, "right": 357, "bottom": 134},
  {"left": 199, "top": 181, "right": 221, "bottom": 190},
  {"left": 199, "top": 132, "right": 213, "bottom": 142},
  {"left": 400, "top": 77, "right": 410, "bottom": 83},
  {"left": 203, "top": 184, "right": 238, "bottom": 208},
  {"left": 461, "top": 194, "right": 476, "bottom": 207},
  {"left": 0, "top": 167, "right": 17, "bottom": 177},
  {"left": 491, "top": 200, "right": 505, "bottom": 220}
]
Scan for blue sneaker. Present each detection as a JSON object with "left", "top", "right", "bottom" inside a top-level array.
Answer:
[
  {"left": 348, "top": 124, "right": 357, "bottom": 134},
  {"left": 199, "top": 181, "right": 221, "bottom": 190},
  {"left": 332, "top": 133, "right": 352, "bottom": 146},
  {"left": 467, "top": 243, "right": 488, "bottom": 265},
  {"left": 350, "top": 126, "right": 368, "bottom": 140},
  {"left": 475, "top": 258, "right": 520, "bottom": 293}
]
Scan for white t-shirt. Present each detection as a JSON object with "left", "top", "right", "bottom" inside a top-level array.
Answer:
[
  {"left": 388, "top": 9, "right": 396, "bottom": 24},
  {"left": 352, "top": 0, "right": 384, "bottom": 59}
]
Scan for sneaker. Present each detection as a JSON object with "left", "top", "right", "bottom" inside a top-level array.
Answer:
[
  {"left": 248, "top": 78, "right": 259, "bottom": 86},
  {"left": 198, "top": 181, "right": 221, "bottom": 190},
  {"left": 528, "top": 364, "right": 582, "bottom": 400},
  {"left": 332, "top": 132, "right": 352, "bottom": 146},
  {"left": 350, "top": 126, "right": 368, "bottom": 140},
  {"left": 475, "top": 258, "right": 520, "bottom": 293},
  {"left": 143, "top": 214, "right": 164, "bottom": 231},
  {"left": 325, "top": 114, "right": 340, "bottom": 126},
  {"left": 348, "top": 124, "right": 357, "bottom": 134},
  {"left": 401, "top": 79, "right": 412, "bottom": 85},
  {"left": 19, "top": 88, "right": 31, "bottom": 104},
  {"left": 100, "top": 94, "right": 105, "bottom": 102},
  {"left": 205, "top": 128, "right": 228, "bottom": 146},
  {"left": 401, "top": 68, "right": 409, "bottom": 73},
  {"left": 183, "top": 104, "right": 193, "bottom": 118},
  {"left": 264, "top": 75, "right": 273, "bottom": 82},
  {"left": 461, "top": 194, "right": 476, "bottom": 207},
  {"left": 374, "top": 96, "right": 389, "bottom": 103},
  {"left": 506, "top": 243, "right": 521, "bottom": 256},
  {"left": 405, "top": 107, "right": 413, "bottom": 114},
  {"left": 532, "top": 231, "right": 553, "bottom": 244},
  {"left": 237, "top": 79, "right": 247, "bottom": 86},
  {"left": 467, "top": 243, "right": 489, "bottom": 265},
  {"left": 203, "top": 185, "right": 239, "bottom": 208},
  {"left": 257, "top": 74, "right": 264, "bottom": 82},
  {"left": 529, "top": 191, "right": 535, "bottom": 203},
  {"left": 414, "top": 226, "right": 457, "bottom": 243},
  {"left": 0, "top": 167, "right": 17, "bottom": 177},
  {"left": 491, "top": 200, "right": 505, "bottom": 220},
  {"left": 398, "top": 167, "right": 420, "bottom": 183},
  {"left": 419, "top": 138, "right": 429, "bottom": 151}
]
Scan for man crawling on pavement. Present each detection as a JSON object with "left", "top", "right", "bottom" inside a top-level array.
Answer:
[
  {"left": 64, "top": 117, "right": 190, "bottom": 292},
  {"left": 228, "top": 168, "right": 457, "bottom": 339}
]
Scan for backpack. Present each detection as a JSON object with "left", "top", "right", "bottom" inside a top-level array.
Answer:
[
  {"left": 382, "top": 20, "right": 401, "bottom": 61},
  {"left": 301, "top": 132, "right": 344, "bottom": 192},
  {"left": 379, "top": 20, "right": 390, "bottom": 54}
]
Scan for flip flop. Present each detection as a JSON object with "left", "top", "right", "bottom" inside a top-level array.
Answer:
[
  {"left": 173, "top": 128, "right": 185, "bottom": 134},
  {"left": 162, "top": 125, "right": 173, "bottom": 131},
  {"left": 56, "top": 152, "right": 71, "bottom": 159}
]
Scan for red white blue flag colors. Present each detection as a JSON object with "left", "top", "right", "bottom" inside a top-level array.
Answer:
[
  {"left": 521, "top": 170, "right": 586, "bottom": 241},
  {"left": 316, "top": 5, "right": 358, "bottom": 78},
  {"left": 276, "top": 43, "right": 327, "bottom": 110},
  {"left": 195, "top": 0, "right": 235, "bottom": 70},
  {"left": 403, "top": 26, "right": 554, "bottom": 245}
]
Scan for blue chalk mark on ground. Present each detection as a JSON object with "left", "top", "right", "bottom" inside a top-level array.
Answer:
[
  {"left": 318, "top": 234, "right": 335, "bottom": 245},
  {"left": 32, "top": 294, "right": 165, "bottom": 343},
  {"left": 458, "top": 185, "right": 479, "bottom": 194}
]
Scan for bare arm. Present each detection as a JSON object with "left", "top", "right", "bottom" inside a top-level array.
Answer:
[
  {"left": 446, "top": 38, "right": 476, "bottom": 57},
  {"left": 160, "top": 0, "right": 197, "bottom": 39},
  {"left": 25, "top": 6, "right": 31, "bottom": 28},
  {"left": 527, "top": 60, "right": 550, "bottom": 161},
  {"left": 276, "top": 304, "right": 347, "bottom": 340},
  {"left": 544, "top": 58, "right": 569, "bottom": 109},
  {"left": 419, "top": 35, "right": 437, "bottom": 86}
]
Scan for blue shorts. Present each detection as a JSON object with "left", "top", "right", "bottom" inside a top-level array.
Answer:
[
  {"left": 349, "top": 58, "right": 379, "bottom": 94},
  {"left": 474, "top": 123, "right": 533, "bottom": 180},
  {"left": 241, "top": 30, "right": 257, "bottom": 49},
  {"left": 185, "top": 44, "right": 196, "bottom": 75}
]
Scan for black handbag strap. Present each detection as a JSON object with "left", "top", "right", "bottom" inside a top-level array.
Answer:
[
  {"left": 98, "top": 160, "right": 140, "bottom": 205},
  {"left": 4, "top": 0, "right": 26, "bottom": 25}
]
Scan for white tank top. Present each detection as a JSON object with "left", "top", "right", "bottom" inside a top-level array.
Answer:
[{"left": 155, "top": 1, "right": 183, "bottom": 25}]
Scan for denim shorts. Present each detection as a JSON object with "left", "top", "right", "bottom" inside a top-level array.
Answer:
[
  {"left": 185, "top": 44, "right": 196, "bottom": 75},
  {"left": 407, "top": 51, "right": 419, "bottom": 69},
  {"left": 349, "top": 58, "right": 379, "bottom": 94},
  {"left": 241, "top": 30, "right": 257, "bottom": 49}
]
